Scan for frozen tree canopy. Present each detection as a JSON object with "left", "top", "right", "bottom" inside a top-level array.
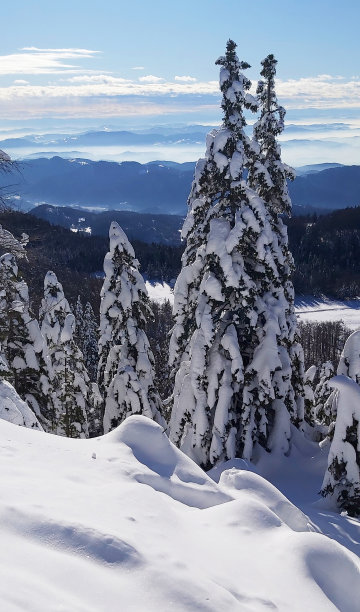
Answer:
[
  {"left": 314, "top": 361, "right": 336, "bottom": 437},
  {"left": 321, "top": 375, "right": 360, "bottom": 516},
  {"left": 337, "top": 330, "right": 360, "bottom": 384},
  {"left": 0, "top": 224, "right": 28, "bottom": 259},
  {"left": 169, "top": 41, "right": 304, "bottom": 469},
  {"left": 249, "top": 54, "right": 295, "bottom": 215},
  {"left": 0, "top": 379, "right": 43, "bottom": 430},
  {"left": 98, "top": 222, "right": 163, "bottom": 433},
  {"left": 304, "top": 365, "right": 317, "bottom": 425},
  {"left": 0, "top": 252, "right": 51, "bottom": 424},
  {"left": 40, "top": 271, "right": 89, "bottom": 438}
]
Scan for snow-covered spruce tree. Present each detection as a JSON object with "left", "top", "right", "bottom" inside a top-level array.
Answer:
[
  {"left": 248, "top": 52, "right": 305, "bottom": 429},
  {"left": 98, "top": 222, "right": 163, "bottom": 433},
  {"left": 81, "top": 302, "right": 99, "bottom": 383},
  {"left": 337, "top": 330, "right": 360, "bottom": 384},
  {"left": 40, "top": 271, "right": 89, "bottom": 438},
  {"left": 0, "top": 224, "right": 28, "bottom": 259},
  {"left": 73, "top": 295, "right": 84, "bottom": 347},
  {"left": 314, "top": 360, "right": 336, "bottom": 437},
  {"left": 0, "top": 337, "right": 41, "bottom": 429},
  {"left": 73, "top": 296, "right": 98, "bottom": 383},
  {"left": 304, "top": 365, "right": 317, "bottom": 425},
  {"left": 321, "top": 375, "right": 360, "bottom": 516},
  {"left": 0, "top": 378, "right": 43, "bottom": 430},
  {"left": 147, "top": 299, "right": 174, "bottom": 404},
  {"left": 169, "top": 41, "right": 304, "bottom": 468},
  {"left": 0, "top": 253, "right": 52, "bottom": 425}
]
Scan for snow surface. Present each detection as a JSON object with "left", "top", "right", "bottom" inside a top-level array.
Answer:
[
  {"left": 295, "top": 296, "right": 360, "bottom": 329},
  {"left": 145, "top": 281, "right": 174, "bottom": 304},
  {"left": 146, "top": 288, "right": 360, "bottom": 330},
  {"left": 0, "top": 415, "right": 359, "bottom": 611}
]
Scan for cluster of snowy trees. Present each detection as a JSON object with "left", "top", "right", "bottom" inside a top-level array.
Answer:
[
  {"left": 0, "top": 243, "right": 97, "bottom": 436},
  {"left": 0, "top": 41, "right": 359, "bottom": 517},
  {"left": 304, "top": 332, "right": 360, "bottom": 514}
]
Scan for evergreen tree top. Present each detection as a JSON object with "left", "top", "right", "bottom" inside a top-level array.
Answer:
[
  {"left": 40, "top": 271, "right": 71, "bottom": 340},
  {"left": 109, "top": 221, "right": 135, "bottom": 258},
  {"left": 215, "top": 39, "right": 257, "bottom": 130},
  {"left": 256, "top": 53, "right": 285, "bottom": 133},
  {"left": 260, "top": 54, "right": 277, "bottom": 82},
  {"left": 250, "top": 53, "right": 294, "bottom": 215}
]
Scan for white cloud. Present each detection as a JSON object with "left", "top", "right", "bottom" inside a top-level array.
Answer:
[
  {"left": 21, "top": 47, "right": 100, "bottom": 56},
  {"left": 66, "top": 75, "right": 130, "bottom": 84},
  {"left": 175, "top": 75, "right": 197, "bottom": 82},
  {"left": 132, "top": 66, "right": 145, "bottom": 71},
  {"left": 0, "top": 48, "right": 100, "bottom": 75},
  {"left": 276, "top": 75, "right": 360, "bottom": 109},
  {"left": 0, "top": 80, "right": 219, "bottom": 101},
  {"left": 139, "top": 75, "right": 164, "bottom": 83},
  {"left": 0, "top": 66, "right": 360, "bottom": 120}
]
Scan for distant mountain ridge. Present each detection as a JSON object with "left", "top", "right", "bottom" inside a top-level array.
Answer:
[
  {"left": 3, "top": 157, "right": 360, "bottom": 215},
  {"left": 0, "top": 128, "right": 210, "bottom": 149},
  {"left": 30, "top": 205, "right": 183, "bottom": 245}
]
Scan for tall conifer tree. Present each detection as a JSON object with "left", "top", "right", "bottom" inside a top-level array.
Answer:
[
  {"left": 248, "top": 53, "right": 305, "bottom": 430},
  {"left": 0, "top": 253, "right": 52, "bottom": 425},
  {"left": 40, "top": 271, "right": 89, "bottom": 438},
  {"left": 169, "top": 41, "right": 304, "bottom": 468},
  {"left": 98, "top": 222, "right": 163, "bottom": 432},
  {"left": 321, "top": 376, "right": 360, "bottom": 516}
]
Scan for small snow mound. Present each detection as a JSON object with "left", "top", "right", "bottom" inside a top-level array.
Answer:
[
  {"left": 219, "top": 468, "right": 311, "bottom": 532},
  {"left": 108, "top": 415, "right": 175, "bottom": 477},
  {"left": 4, "top": 507, "right": 142, "bottom": 567},
  {"left": 303, "top": 537, "right": 360, "bottom": 612},
  {"left": 107, "top": 416, "right": 231, "bottom": 508},
  {"left": 208, "top": 457, "right": 255, "bottom": 482}
]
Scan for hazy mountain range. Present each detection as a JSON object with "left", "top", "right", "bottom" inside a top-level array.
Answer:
[
  {"left": 2, "top": 123, "right": 359, "bottom": 166},
  {"left": 3, "top": 155, "right": 360, "bottom": 216}
]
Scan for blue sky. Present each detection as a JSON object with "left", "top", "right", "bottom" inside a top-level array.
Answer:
[{"left": 0, "top": 1, "right": 359, "bottom": 164}]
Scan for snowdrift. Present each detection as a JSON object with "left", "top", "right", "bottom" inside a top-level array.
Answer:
[{"left": 0, "top": 415, "right": 359, "bottom": 611}]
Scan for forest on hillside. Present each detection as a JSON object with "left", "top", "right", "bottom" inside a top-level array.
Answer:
[{"left": 2, "top": 205, "right": 360, "bottom": 316}]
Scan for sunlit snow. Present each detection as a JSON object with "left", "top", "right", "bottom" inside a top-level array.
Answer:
[{"left": 0, "top": 415, "right": 359, "bottom": 611}]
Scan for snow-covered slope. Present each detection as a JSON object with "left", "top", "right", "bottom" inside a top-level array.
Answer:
[{"left": 1, "top": 415, "right": 359, "bottom": 611}]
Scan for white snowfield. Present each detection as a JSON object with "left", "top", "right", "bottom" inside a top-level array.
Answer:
[
  {"left": 145, "top": 280, "right": 174, "bottom": 304},
  {"left": 295, "top": 296, "right": 360, "bottom": 329},
  {"left": 146, "top": 285, "right": 360, "bottom": 331},
  {"left": 1, "top": 415, "right": 359, "bottom": 612}
]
